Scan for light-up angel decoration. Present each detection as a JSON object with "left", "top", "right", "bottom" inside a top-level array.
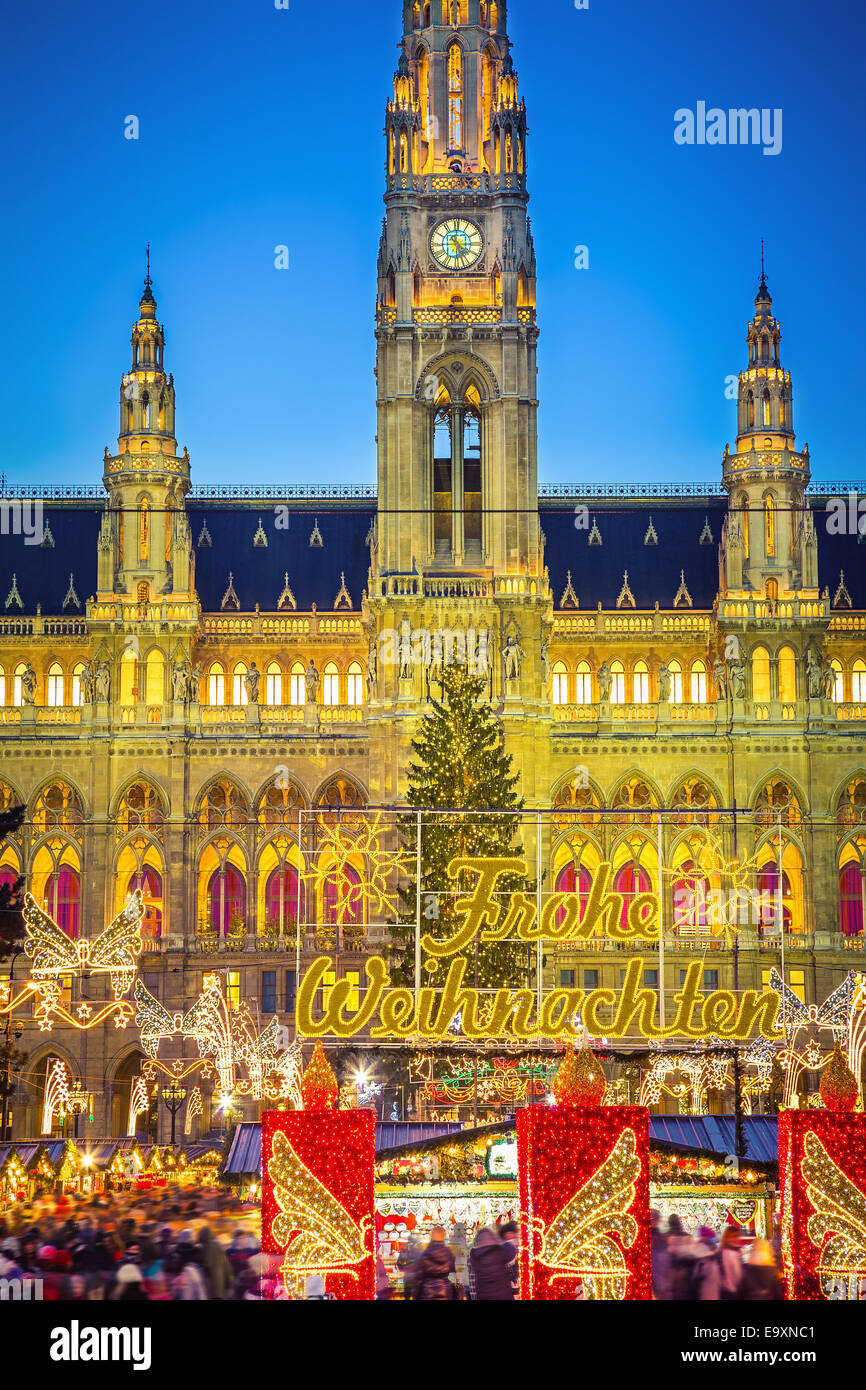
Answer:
[
  {"left": 41, "top": 1057, "right": 69, "bottom": 1135},
  {"left": 768, "top": 968, "right": 860, "bottom": 1109},
  {"left": 184, "top": 1086, "right": 203, "bottom": 1135},
  {"left": 127, "top": 1074, "right": 150, "bottom": 1137}
]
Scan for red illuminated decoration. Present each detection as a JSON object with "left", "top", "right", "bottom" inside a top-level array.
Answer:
[
  {"left": 779, "top": 1111, "right": 866, "bottom": 1300},
  {"left": 261, "top": 1108, "right": 376, "bottom": 1301},
  {"left": 301, "top": 1038, "right": 339, "bottom": 1111},
  {"left": 517, "top": 1104, "right": 651, "bottom": 1301},
  {"left": 819, "top": 1043, "right": 859, "bottom": 1113}
]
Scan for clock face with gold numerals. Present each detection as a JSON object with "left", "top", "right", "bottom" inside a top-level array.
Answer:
[{"left": 430, "top": 218, "right": 484, "bottom": 271}]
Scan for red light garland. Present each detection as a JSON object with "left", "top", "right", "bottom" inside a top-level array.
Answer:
[
  {"left": 262, "top": 1109, "right": 376, "bottom": 1301},
  {"left": 517, "top": 1105, "right": 652, "bottom": 1301},
  {"left": 779, "top": 1111, "right": 866, "bottom": 1301}
]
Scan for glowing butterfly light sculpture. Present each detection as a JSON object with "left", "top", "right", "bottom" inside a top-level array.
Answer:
[
  {"left": 779, "top": 1110, "right": 866, "bottom": 1300},
  {"left": 21, "top": 891, "right": 145, "bottom": 1031},
  {"left": 768, "top": 968, "right": 859, "bottom": 1109}
]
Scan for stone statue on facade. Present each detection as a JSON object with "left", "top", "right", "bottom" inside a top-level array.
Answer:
[
  {"left": 805, "top": 646, "right": 822, "bottom": 699},
  {"left": 503, "top": 632, "right": 524, "bottom": 682},
  {"left": 712, "top": 657, "right": 727, "bottom": 701},
  {"left": 80, "top": 659, "right": 96, "bottom": 705},
  {"left": 366, "top": 640, "right": 378, "bottom": 696},
  {"left": 540, "top": 640, "right": 551, "bottom": 686},
  {"left": 730, "top": 659, "right": 746, "bottom": 700},
  {"left": 188, "top": 663, "right": 203, "bottom": 703},
  {"left": 822, "top": 660, "right": 837, "bottom": 701},
  {"left": 244, "top": 662, "right": 261, "bottom": 705},
  {"left": 658, "top": 662, "right": 671, "bottom": 704},
  {"left": 305, "top": 660, "right": 320, "bottom": 704},
  {"left": 21, "top": 663, "right": 37, "bottom": 706},
  {"left": 95, "top": 662, "right": 111, "bottom": 702},
  {"left": 172, "top": 661, "right": 190, "bottom": 703},
  {"left": 597, "top": 661, "right": 612, "bottom": 703}
]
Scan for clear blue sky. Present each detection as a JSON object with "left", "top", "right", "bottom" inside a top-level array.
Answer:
[{"left": 1, "top": 0, "right": 863, "bottom": 489}]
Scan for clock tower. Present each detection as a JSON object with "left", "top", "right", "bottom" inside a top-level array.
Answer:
[{"left": 375, "top": 0, "right": 541, "bottom": 579}]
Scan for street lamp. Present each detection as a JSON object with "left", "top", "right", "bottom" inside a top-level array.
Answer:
[
  {"left": 160, "top": 1082, "right": 187, "bottom": 1147},
  {"left": 1, "top": 946, "right": 25, "bottom": 1142}
]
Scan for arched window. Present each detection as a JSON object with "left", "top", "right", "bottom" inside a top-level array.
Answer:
[
  {"left": 752, "top": 646, "right": 771, "bottom": 702},
  {"left": 757, "top": 862, "right": 792, "bottom": 935},
  {"left": 118, "top": 782, "right": 165, "bottom": 836},
  {"left": 575, "top": 662, "right": 592, "bottom": 705},
  {"left": 13, "top": 664, "right": 26, "bottom": 708},
  {"left": 141, "top": 393, "right": 150, "bottom": 429},
  {"left": 208, "top": 663, "right": 225, "bottom": 707},
  {"left": 765, "top": 578, "right": 778, "bottom": 603},
  {"left": 45, "top": 866, "right": 81, "bottom": 939},
  {"left": 128, "top": 866, "right": 163, "bottom": 939},
  {"left": 139, "top": 497, "right": 150, "bottom": 562},
  {"left": 0, "top": 665, "right": 5, "bottom": 705},
  {"left": 779, "top": 396, "right": 787, "bottom": 428},
  {"left": 264, "top": 866, "right": 304, "bottom": 932},
  {"left": 673, "top": 859, "right": 711, "bottom": 935},
  {"left": 46, "top": 663, "right": 64, "bottom": 707},
  {"left": 71, "top": 664, "right": 84, "bottom": 708},
  {"left": 120, "top": 647, "right": 138, "bottom": 706},
  {"left": 853, "top": 659, "right": 866, "bottom": 704},
  {"left": 747, "top": 393, "right": 755, "bottom": 429},
  {"left": 668, "top": 660, "right": 683, "bottom": 705},
  {"left": 137, "top": 581, "right": 150, "bottom": 607},
  {"left": 126, "top": 402, "right": 133, "bottom": 432},
  {"left": 208, "top": 864, "right": 247, "bottom": 937},
  {"left": 399, "top": 132, "right": 409, "bottom": 173},
  {"left": 554, "top": 861, "right": 592, "bottom": 930},
  {"left": 266, "top": 662, "right": 282, "bottom": 706},
  {"left": 482, "top": 45, "right": 495, "bottom": 141},
  {"left": 765, "top": 495, "right": 775, "bottom": 558},
  {"left": 322, "top": 864, "right": 363, "bottom": 930},
  {"left": 145, "top": 650, "right": 164, "bottom": 706},
  {"left": 633, "top": 661, "right": 649, "bottom": 705},
  {"left": 347, "top": 663, "right": 364, "bottom": 706},
  {"left": 840, "top": 861, "right": 864, "bottom": 937},
  {"left": 290, "top": 662, "right": 305, "bottom": 707},
  {"left": 831, "top": 659, "right": 844, "bottom": 703},
  {"left": 778, "top": 646, "right": 797, "bottom": 703},
  {"left": 551, "top": 663, "right": 568, "bottom": 706},
  {"left": 413, "top": 2, "right": 420, "bottom": 28},
  {"left": 762, "top": 391, "right": 771, "bottom": 427},
  {"left": 739, "top": 492, "right": 750, "bottom": 559},
  {"left": 323, "top": 663, "right": 340, "bottom": 706},
  {"left": 690, "top": 661, "right": 707, "bottom": 705},
  {"left": 447, "top": 44, "right": 463, "bottom": 149},
  {"left": 157, "top": 395, "right": 165, "bottom": 431},
  {"left": 504, "top": 130, "right": 514, "bottom": 172},
  {"left": 232, "top": 664, "right": 249, "bottom": 706},
  {"left": 614, "top": 863, "right": 652, "bottom": 934},
  {"left": 610, "top": 661, "right": 625, "bottom": 705}
]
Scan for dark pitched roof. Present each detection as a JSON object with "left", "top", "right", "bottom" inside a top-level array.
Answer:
[{"left": 0, "top": 505, "right": 99, "bottom": 617}]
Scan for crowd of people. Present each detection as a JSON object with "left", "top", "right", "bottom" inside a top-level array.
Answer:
[
  {"left": 650, "top": 1211, "right": 784, "bottom": 1301},
  {"left": 0, "top": 1187, "right": 785, "bottom": 1301}
]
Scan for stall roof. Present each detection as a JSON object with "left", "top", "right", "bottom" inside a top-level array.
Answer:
[
  {"left": 220, "top": 1121, "right": 466, "bottom": 1179},
  {"left": 649, "top": 1116, "right": 779, "bottom": 1166}
]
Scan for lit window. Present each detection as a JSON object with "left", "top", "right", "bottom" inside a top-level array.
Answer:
[
  {"left": 120, "top": 648, "right": 138, "bottom": 706},
  {"left": 226, "top": 971, "right": 240, "bottom": 1013},
  {"left": 145, "top": 650, "right": 164, "bottom": 705},
  {"left": 323, "top": 663, "right": 340, "bottom": 707},
  {"left": 208, "top": 664, "right": 225, "bottom": 706},
  {"left": 71, "top": 664, "right": 84, "bottom": 707},
  {"left": 233, "top": 664, "right": 249, "bottom": 706},
  {"left": 290, "top": 663, "right": 305, "bottom": 707},
  {"left": 0, "top": 665, "right": 5, "bottom": 706},
  {"left": 853, "top": 660, "right": 866, "bottom": 704},
  {"left": 12, "top": 664, "right": 26, "bottom": 707},
  {"left": 690, "top": 661, "right": 707, "bottom": 705},
  {"left": 139, "top": 497, "right": 150, "bottom": 562},
  {"left": 832, "top": 660, "right": 844, "bottom": 703},
  {"left": 633, "top": 661, "right": 649, "bottom": 705},
  {"left": 447, "top": 44, "right": 463, "bottom": 149},
  {"left": 266, "top": 663, "right": 283, "bottom": 706},
  {"left": 347, "top": 663, "right": 364, "bottom": 706},
  {"left": 345, "top": 971, "right": 360, "bottom": 1012},
  {"left": 47, "top": 663, "right": 64, "bottom": 707},
  {"left": 778, "top": 647, "right": 797, "bottom": 703},
  {"left": 610, "top": 661, "right": 625, "bottom": 705},
  {"left": 752, "top": 646, "right": 771, "bottom": 702},
  {"left": 575, "top": 662, "right": 592, "bottom": 705},
  {"left": 765, "top": 495, "right": 775, "bottom": 558},
  {"left": 551, "top": 663, "right": 568, "bottom": 706},
  {"left": 668, "top": 661, "right": 683, "bottom": 705}
]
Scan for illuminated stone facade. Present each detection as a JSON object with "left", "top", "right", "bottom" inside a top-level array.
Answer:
[{"left": 0, "top": 0, "right": 865, "bottom": 1139}]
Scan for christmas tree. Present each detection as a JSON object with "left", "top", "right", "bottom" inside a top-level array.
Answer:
[{"left": 391, "top": 665, "right": 532, "bottom": 989}]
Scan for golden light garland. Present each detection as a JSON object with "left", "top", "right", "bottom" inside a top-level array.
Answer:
[
  {"left": 41, "top": 1057, "right": 69, "bottom": 1135},
  {"left": 801, "top": 1131, "right": 866, "bottom": 1294},
  {"left": 269, "top": 1128, "right": 372, "bottom": 1283},
  {"left": 23, "top": 890, "right": 144, "bottom": 1000},
  {"left": 306, "top": 810, "right": 411, "bottom": 930},
  {"left": 127, "top": 1075, "right": 150, "bottom": 1137}
]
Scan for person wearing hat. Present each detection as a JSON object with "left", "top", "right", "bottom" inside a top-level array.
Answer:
[
  {"left": 113, "top": 1263, "right": 148, "bottom": 1302},
  {"left": 304, "top": 1274, "right": 328, "bottom": 1300}
]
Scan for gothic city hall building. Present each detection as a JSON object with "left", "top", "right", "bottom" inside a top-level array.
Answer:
[{"left": 1, "top": 0, "right": 865, "bottom": 1139}]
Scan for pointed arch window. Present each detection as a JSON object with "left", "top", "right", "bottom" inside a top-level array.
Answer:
[
  {"left": 690, "top": 660, "right": 707, "bottom": 705},
  {"left": 504, "top": 130, "right": 514, "bottom": 172},
  {"left": 852, "top": 659, "right": 866, "bottom": 704},
  {"left": 141, "top": 393, "right": 150, "bottom": 430},
  {"left": 145, "top": 650, "right": 164, "bottom": 706},
  {"left": 126, "top": 402, "right": 133, "bottom": 433},
  {"left": 778, "top": 646, "right": 797, "bottom": 703},
  {"left": 762, "top": 391, "right": 771, "bottom": 427},
  {"left": 139, "top": 498, "right": 150, "bottom": 562},
  {"left": 323, "top": 663, "right": 340, "bottom": 707},
  {"left": 233, "top": 663, "right": 249, "bottom": 706},
  {"left": 12, "top": 663, "right": 26, "bottom": 708},
  {"left": 128, "top": 866, "right": 163, "bottom": 939},
  {"left": 738, "top": 492, "right": 750, "bottom": 559},
  {"left": 120, "top": 647, "right": 138, "bottom": 707},
  {"left": 575, "top": 662, "right": 592, "bottom": 705},
  {"left": 614, "top": 863, "right": 652, "bottom": 934},
  {"left": 399, "top": 132, "right": 409, "bottom": 173},
  {"left": 0, "top": 665, "right": 6, "bottom": 706},
  {"left": 447, "top": 44, "right": 464, "bottom": 150},
  {"left": 752, "top": 646, "right": 771, "bottom": 702},
  {"left": 265, "top": 866, "right": 304, "bottom": 932},
  {"left": 347, "top": 663, "right": 364, "bottom": 707},
  {"left": 46, "top": 866, "right": 81, "bottom": 939},
  {"left": 290, "top": 662, "right": 306, "bottom": 707},
  {"left": 266, "top": 662, "right": 283, "bottom": 707},
  {"left": 667, "top": 660, "right": 683, "bottom": 704},
  {"left": 208, "top": 864, "right": 246, "bottom": 937},
  {"left": 551, "top": 663, "right": 568, "bottom": 706},
  {"left": 610, "top": 661, "right": 625, "bottom": 705},
  {"left": 779, "top": 395, "right": 787, "bottom": 428},
  {"left": 747, "top": 393, "right": 755, "bottom": 429},
  {"left": 47, "top": 663, "right": 64, "bottom": 708},
  {"left": 632, "top": 661, "right": 649, "bottom": 705},
  {"left": 765, "top": 495, "right": 775, "bottom": 558},
  {"left": 840, "top": 861, "right": 864, "bottom": 937},
  {"left": 208, "top": 663, "right": 225, "bottom": 707}
]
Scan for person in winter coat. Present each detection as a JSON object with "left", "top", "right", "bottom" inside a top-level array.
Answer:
[
  {"left": 740, "top": 1238, "right": 784, "bottom": 1301},
  {"left": 650, "top": 1211, "right": 672, "bottom": 1300},
  {"left": 468, "top": 1228, "right": 516, "bottom": 1301},
  {"left": 198, "top": 1226, "right": 232, "bottom": 1300},
  {"left": 412, "top": 1228, "right": 458, "bottom": 1300}
]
